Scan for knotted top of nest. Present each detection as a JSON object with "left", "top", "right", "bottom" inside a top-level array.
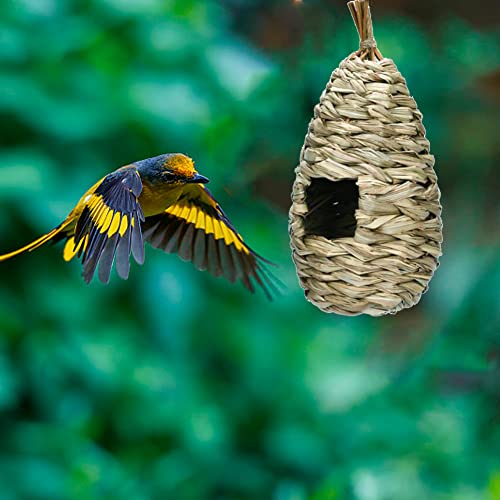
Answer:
[{"left": 348, "top": 0, "right": 383, "bottom": 61}]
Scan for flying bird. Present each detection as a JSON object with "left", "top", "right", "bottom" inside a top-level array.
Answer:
[{"left": 0, "top": 153, "right": 278, "bottom": 298}]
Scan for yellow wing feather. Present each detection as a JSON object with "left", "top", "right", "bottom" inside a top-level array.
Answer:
[
  {"left": 63, "top": 235, "right": 88, "bottom": 262},
  {"left": 163, "top": 193, "right": 248, "bottom": 254}
]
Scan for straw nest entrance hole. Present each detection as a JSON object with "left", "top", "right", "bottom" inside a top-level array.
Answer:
[{"left": 304, "top": 179, "right": 359, "bottom": 240}]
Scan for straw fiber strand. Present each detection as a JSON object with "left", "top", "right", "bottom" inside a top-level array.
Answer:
[{"left": 289, "top": 56, "right": 442, "bottom": 316}]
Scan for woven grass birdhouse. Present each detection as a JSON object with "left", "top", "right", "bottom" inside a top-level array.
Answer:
[{"left": 289, "top": 0, "right": 442, "bottom": 316}]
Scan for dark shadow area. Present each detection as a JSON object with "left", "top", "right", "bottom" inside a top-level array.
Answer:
[{"left": 304, "top": 178, "right": 359, "bottom": 239}]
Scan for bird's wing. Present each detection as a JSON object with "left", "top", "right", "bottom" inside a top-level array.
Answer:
[
  {"left": 66, "top": 166, "right": 145, "bottom": 283},
  {"left": 142, "top": 184, "right": 280, "bottom": 299}
]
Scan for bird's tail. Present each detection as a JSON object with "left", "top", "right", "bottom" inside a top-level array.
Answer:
[{"left": 0, "top": 222, "right": 70, "bottom": 262}]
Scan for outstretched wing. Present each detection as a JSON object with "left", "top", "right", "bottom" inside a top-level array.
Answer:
[
  {"left": 66, "top": 166, "right": 145, "bottom": 283},
  {"left": 142, "top": 184, "right": 279, "bottom": 299}
]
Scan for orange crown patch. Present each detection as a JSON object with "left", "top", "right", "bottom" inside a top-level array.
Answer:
[{"left": 164, "top": 154, "right": 196, "bottom": 178}]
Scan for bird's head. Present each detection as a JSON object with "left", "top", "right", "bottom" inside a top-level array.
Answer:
[{"left": 134, "top": 153, "right": 209, "bottom": 185}]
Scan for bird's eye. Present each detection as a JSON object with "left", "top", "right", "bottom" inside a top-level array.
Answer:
[{"left": 162, "top": 171, "right": 177, "bottom": 180}]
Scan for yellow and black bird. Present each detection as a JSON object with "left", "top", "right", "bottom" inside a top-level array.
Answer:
[{"left": 0, "top": 153, "right": 278, "bottom": 298}]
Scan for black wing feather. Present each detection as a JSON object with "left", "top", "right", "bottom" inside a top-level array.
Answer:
[
  {"left": 98, "top": 233, "right": 120, "bottom": 284},
  {"left": 115, "top": 226, "right": 133, "bottom": 280}
]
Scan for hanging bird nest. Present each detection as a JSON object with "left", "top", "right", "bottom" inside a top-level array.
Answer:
[{"left": 289, "top": 0, "right": 442, "bottom": 316}]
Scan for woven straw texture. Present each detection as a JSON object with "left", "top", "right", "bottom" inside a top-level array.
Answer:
[{"left": 289, "top": 56, "right": 443, "bottom": 316}]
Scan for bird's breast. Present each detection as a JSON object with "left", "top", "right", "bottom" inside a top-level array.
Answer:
[{"left": 139, "top": 181, "right": 184, "bottom": 217}]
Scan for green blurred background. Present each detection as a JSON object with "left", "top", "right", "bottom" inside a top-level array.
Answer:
[{"left": 0, "top": 0, "right": 499, "bottom": 498}]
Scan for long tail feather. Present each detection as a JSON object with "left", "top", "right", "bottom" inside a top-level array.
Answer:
[{"left": 0, "top": 223, "right": 68, "bottom": 262}]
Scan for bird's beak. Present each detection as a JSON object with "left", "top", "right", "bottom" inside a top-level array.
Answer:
[{"left": 190, "top": 173, "right": 210, "bottom": 184}]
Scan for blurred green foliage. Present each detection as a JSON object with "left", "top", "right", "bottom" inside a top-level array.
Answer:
[{"left": 0, "top": 0, "right": 499, "bottom": 498}]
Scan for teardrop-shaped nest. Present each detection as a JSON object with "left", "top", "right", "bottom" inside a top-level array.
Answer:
[{"left": 289, "top": 56, "right": 443, "bottom": 316}]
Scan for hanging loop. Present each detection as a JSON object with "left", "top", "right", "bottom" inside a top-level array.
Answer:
[{"left": 347, "top": 0, "right": 383, "bottom": 60}]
